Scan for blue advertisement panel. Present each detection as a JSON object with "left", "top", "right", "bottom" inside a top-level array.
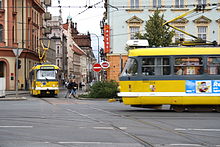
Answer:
[
  {"left": 186, "top": 80, "right": 220, "bottom": 94},
  {"left": 213, "top": 80, "right": 220, "bottom": 93}
]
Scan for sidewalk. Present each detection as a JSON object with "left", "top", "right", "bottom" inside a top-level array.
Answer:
[
  {"left": 0, "top": 90, "right": 29, "bottom": 101},
  {"left": 0, "top": 88, "right": 87, "bottom": 101}
]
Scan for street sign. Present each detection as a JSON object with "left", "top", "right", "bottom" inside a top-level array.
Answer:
[
  {"left": 93, "top": 63, "right": 102, "bottom": 72},
  {"left": 12, "top": 48, "right": 23, "bottom": 57},
  {"left": 101, "top": 61, "right": 110, "bottom": 69}
]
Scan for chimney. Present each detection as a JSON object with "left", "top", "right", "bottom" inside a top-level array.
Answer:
[{"left": 75, "top": 23, "right": 77, "bottom": 29}]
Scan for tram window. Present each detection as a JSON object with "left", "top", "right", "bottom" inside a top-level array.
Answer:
[
  {"left": 142, "top": 57, "right": 170, "bottom": 75},
  {"left": 174, "top": 57, "right": 203, "bottom": 75},
  {"left": 208, "top": 57, "right": 220, "bottom": 75},
  {"left": 121, "top": 58, "right": 138, "bottom": 76}
]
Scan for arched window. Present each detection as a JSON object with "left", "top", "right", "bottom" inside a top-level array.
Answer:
[{"left": 0, "top": 24, "right": 3, "bottom": 42}]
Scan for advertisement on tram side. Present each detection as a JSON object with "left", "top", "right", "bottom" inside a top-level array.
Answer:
[{"left": 186, "top": 80, "right": 220, "bottom": 94}]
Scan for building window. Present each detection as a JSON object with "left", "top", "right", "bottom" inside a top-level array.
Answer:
[
  {"left": 153, "top": 0, "right": 162, "bottom": 8},
  {"left": 0, "top": 24, "right": 3, "bottom": 42},
  {"left": 174, "top": 26, "right": 185, "bottom": 42},
  {"left": 175, "top": 0, "right": 184, "bottom": 8},
  {"left": 198, "top": 0, "right": 206, "bottom": 5},
  {"left": 57, "top": 59, "right": 60, "bottom": 67},
  {"left": 130, "top": 26, "right": 139, "bottom": 40},
  {"left": 197, "top": 26, "right": 207, "bottom": 40},
  {"left": 130, "top": 0, "right": 139, "bottom": 9},
  {"left": 57, "top": 46, "right": 60, "bottom": 54}
]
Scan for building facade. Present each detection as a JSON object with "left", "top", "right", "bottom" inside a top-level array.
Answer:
[
  {"left": 47, "top": 16, "right": 68, "bottom": 84},
  {"left": 0, "top": 0, "right": 50, "bottom": 90},
  {"left": 103, "top": 0, "right": 220, "bottom": 81}
]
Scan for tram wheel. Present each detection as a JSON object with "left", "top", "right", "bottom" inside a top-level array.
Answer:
[
  {"left": 172, "top": 105, "right": 185, "bottom": 112},
  {"left": 216, "top": 106, "right": 220, "bottom": 112}
]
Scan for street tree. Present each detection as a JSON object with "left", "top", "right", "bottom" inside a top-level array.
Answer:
[{"left": 136, "top": 10, "right": 174, "bottom": 47}]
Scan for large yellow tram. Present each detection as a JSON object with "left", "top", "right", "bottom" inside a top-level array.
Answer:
[
  {"left": 118, "top": 47, "right": 220, "bottom": 112},
  {"left": 29, "top": 63, "right": 59, "bottom": 97}
]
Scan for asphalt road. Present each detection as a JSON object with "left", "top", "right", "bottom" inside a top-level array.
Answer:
[{"left": 0, "top": 92, "right": 220, "bottom": 147}]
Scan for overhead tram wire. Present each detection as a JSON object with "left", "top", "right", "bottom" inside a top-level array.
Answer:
[
  {"left": 72, "top": 0, "right": 104, "bottom": 18},
  {"left": 4, "top": 3, "right": 220, "bottom": 9}
]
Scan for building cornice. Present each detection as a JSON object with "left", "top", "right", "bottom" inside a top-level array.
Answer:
[
  {"left": 193, "top": 15, "right": 211, "bottom": 24},
  {"left": 126, "top": 16, "right": 144, "bottom": 24}
]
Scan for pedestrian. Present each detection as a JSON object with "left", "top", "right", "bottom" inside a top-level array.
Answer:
[
  {"left": 69, "top": 79, "right": 78, "bottom": 98},
  {"left": 64, "top": 79, "right": 73, "bottom": 98},
  {"left": 90, "top": 78, "right": 96, "bottom": 87}
]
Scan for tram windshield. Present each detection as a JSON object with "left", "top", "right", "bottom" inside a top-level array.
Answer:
[
  {"left": 121, "top": 58, "right": 138, "bottom": 76},
  {"left": 37, "top": 70, "right": 57, "bottom": 80}
]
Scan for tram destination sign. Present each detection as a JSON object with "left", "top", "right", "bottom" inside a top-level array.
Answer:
[{"left": 40, "top": 66, "right": 54, "bottom": 70}]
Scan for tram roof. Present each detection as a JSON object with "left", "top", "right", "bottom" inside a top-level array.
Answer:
[
  {"left": 129, "top": 47, "right": 220, "bottom": 57},
  {"left": 31, "top": 64, "right": 59, "bottom": 70}
]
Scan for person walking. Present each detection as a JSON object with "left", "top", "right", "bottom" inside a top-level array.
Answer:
[
  {"left": 67, "top": 79, "right": 77, "bottom": 98},
  {"left": 64, "top": 79, "right": 74, "bottom": 98}
]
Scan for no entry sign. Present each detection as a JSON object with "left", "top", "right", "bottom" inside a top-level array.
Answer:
[
  {"left": 93, "top": 63, "right": 102, "bottom": 72},
  {"left": 101, "top": 61, "right": 110, "bottom": 69}
]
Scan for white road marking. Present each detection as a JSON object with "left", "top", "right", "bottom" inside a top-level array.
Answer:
[
  {"left": 175, "top": 128, "right": 220, "bottom": 131},
  {"left": 93, "top": 127, "right": 127, "bottom": 130},
  {"left": 0, "top": 126, "right": 33, "bottom": 128},
  {"left": 169, "top": 144, "right": 202, "bottom": 146},
  {"left": 58, "top": 141, "right": 107, "bottom": 144},
  {"left": 58, "top": 142, "right": 142, "bottom": 146}
]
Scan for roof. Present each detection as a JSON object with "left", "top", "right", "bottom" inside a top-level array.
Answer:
[
  {"left": 129, "top": 47, "right": 220, "bottom": 57},
  {"left": 72, "top": 44, "right": 87, "bottom": 56},
  {"left": 62, "top": 23, "right": 68, "bottom": 30},
  {"left": 31, "top": 64, "right": 59, "bottom": 70},
  {"left": 73, "top": 35, "right": 91, "bottom": 47}
]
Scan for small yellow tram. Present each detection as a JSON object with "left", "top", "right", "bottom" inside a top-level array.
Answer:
[
  {"left": 118, "top": 47, "right": 220, "bottom": 112},
  {"left": 29, "top": 63, "right": 59, "bottom": 97}
]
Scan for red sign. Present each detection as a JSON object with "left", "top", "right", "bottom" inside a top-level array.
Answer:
[
  {"left": 104, "top": 25, "right": 110, "bottom": 54},
  {"left": 93, "top": 63, "right": 102, "bottom": 72},
  {"left": 101, "top": 61, "right": 110, "bottom": 69}
]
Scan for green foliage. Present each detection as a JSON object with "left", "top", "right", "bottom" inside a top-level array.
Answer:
[
  {"left": 88, "top": 80, "right": 118, "bottom": 98},
  {"left": 136, "top": 10, "right": 174, "bottom": 47}
]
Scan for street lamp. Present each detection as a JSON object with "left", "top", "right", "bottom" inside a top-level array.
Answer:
[{"left": 90, "top": 33, "right": 100, "bottom": 63}]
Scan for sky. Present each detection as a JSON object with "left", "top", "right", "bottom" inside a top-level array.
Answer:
[{"left": 48, "top": 0, "right": 105, "bottom": 60}]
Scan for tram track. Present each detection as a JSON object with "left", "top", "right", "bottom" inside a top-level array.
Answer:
[
  {"left": 41, "top": 98, "right": 217, "bottom": 146},
  {"left": 40, "top": 98, "right": 154, "bottom": 147},
  {"left": 88, "top": 106, "right": 214, "bottom": 146}
]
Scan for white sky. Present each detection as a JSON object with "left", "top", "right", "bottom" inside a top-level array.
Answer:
[{"left": 48, "top": 0, "right": 105, "bottom": 60}]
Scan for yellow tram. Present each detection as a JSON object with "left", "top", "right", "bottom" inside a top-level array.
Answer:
[
  {"left": 29, "top": 63, "right": 59, "bottom": 97},
  {"left": 118, "top": 47, "right": 220, "bottom": 112}
]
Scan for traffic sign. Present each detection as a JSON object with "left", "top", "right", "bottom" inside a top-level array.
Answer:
[
  {"left": 93, "top": 63, "right": 102, "bottom": 72},
  {"left": 101, "top": 61, "right": 110, "bottom": 69},
  {"left": 12, "top": 48, "right": 23, "bottom": 57}
]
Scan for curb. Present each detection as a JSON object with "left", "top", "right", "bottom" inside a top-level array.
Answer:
[{"left": 0, "top": 97, "right": 27, "bottom": 101}]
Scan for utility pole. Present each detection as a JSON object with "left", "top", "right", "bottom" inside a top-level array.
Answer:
[
  {"left": 12, "top": 48, "right": 23, "bottom": 98},
  {"left": 90, "top": 33, "right": 100, "bottom": 63}
]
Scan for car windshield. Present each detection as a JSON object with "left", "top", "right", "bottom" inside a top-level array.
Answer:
[
  {"left": 37, "top": 70, "right": 56, "bottom": 80},
  {"left": 121, "top": 58, "right": 138, "bottom": 76}
]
